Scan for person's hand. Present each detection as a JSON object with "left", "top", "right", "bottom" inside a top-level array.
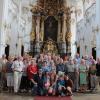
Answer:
[{"left": 34, "top": 82, "right": 37, "bottom": 85}]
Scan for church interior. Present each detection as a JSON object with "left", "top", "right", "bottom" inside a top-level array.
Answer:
[
  {"left": 0, "top": 0, "right": 100, "bottom": 59},
  {"left": 1, "top": 1, "right": 100, "bottom": 100}
]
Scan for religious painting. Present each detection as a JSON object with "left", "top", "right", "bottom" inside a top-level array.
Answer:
[{"left": 44, "top": 16, "right": 58, "bottom": 41}]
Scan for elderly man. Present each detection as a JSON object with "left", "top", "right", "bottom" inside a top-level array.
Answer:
[{"left": 12, "top": 56, "right": 24, "bottom": 93}]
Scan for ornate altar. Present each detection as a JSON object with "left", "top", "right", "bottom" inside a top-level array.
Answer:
[
  {"left": 30, "top": 0, "right": 72, "bottom": 56},
  {"left": 43, "top": 38, "right": 58, "bottom": 54}
]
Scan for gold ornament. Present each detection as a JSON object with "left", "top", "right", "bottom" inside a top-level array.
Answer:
[{"left": 30, "top": 31, "right": 35, "bottom": 41}]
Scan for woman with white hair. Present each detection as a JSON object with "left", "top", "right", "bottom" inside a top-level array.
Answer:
[{"left": 79, "top": 59, "right": 88, "bottom": 92}]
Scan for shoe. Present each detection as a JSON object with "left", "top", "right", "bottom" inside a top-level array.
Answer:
[{"left": 61, "top": 93, "right": 65, "bottom": 96}]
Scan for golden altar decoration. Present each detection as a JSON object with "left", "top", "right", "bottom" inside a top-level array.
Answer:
[{"left": 42, "top": 38, "right": 58, "bottom": 54}]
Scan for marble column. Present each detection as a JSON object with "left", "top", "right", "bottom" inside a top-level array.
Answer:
[
  {"left": 96, "top": 0, "right": 100, "bottom": 58},
  {"left": 36, "top": 16, "right": 40, "bottom": 41},
  {"left": 35, "top": 16, "right": 41, "bottom": 55},
  {"left": 59, "top": 14, "right": 67, "bottom": 55},
  {"left": 63, "top": 14, "right": 66, "bottom": 42},
  {"left": 17, "top": 0, "right": 22, "bottom": 56},
  {"left": 31, "top": 15, "right": 36, "bottom": 41},
  {"left": 57, "top": 17, "right": 61, "bottom": 42},
  {"left": 41, "top": 17, "right": 44, "bottom": 42},
  {"left": 71, "top": 8, "right": 77, "bottom": 58},
  {"left": 62, "top": 14, "right": 67, "bottom": 54},
  {"left": 0, "top": 0, "right": 8, "bottom": 57}
]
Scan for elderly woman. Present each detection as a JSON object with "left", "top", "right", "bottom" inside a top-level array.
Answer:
[
  {"left": 79, "top": 59, "right": 88, "bottom": 92},
  {"left": 64, "top": 74, "right": 73, "bottom": 96},
  {"left": 27, "top": 58, "right": 38, "bottom": 95}
]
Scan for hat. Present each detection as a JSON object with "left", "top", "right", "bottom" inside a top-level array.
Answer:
[{"left": 58, "top": 71, "right": 64, "bottom": 76}]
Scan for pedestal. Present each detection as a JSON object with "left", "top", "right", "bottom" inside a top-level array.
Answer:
[
  {"left": 67, "top": 42, "right": 71, "bottom": 56},
  {"left": 34, "top": 41, "right": 40, "bottom": 56}
]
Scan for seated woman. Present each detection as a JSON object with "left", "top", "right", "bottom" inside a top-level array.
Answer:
[
  {"left": 56, "top": 74, "right": 66, "bottom": 96},
  {"left": 64, "top": 74, "right": 73, "bottom": 96},
  {"left": 43, "top": 71, "right": 51, "bottom": 96},
  {"left": 27, "top": 58, "right": 38, "bottom": 95},
  {"left": 48, "top": 71, "right": 57, "bottom": 96}
]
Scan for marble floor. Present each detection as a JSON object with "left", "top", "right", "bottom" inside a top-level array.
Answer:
[
  {"left": 0, "top": 93, "right": 33, "bottom": 100},
  {"left": 0, "top": 90, "right": 100, "bottom": 100},
  {"left": 73, "top": 93, "right": 100, "bottom": 100}
]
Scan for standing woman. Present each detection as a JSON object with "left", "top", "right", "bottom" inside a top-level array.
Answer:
[
  {"left": 6, "top": 56, "right": 14, "bottom": 92},
  {"left": 79, "top": 59, "right": 88, "bottom": 92}
]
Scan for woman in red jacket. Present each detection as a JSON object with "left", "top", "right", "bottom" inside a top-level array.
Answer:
[{"left": 27, "top": 58, "right": 38, "bottom": 95}]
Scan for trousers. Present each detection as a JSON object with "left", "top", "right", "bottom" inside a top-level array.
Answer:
[{"left": 14, "top": 71, "right": 22, "bottom": 93}]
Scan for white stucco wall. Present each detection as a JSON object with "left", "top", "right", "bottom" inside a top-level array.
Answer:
[
  {"left": 0, "top": 0, "right": 9, "bottom": 57},
  {"left": 71, "top": 7, "right": 77, "bottom": 58},
  {"left": 76, "top": 0, "right": 96, "bottom": 57},
  {"left": 0, "top": 0, "right": 34, "bottom": 56}
]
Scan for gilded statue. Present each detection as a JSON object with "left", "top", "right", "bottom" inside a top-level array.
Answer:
[
  {"left": 60, "top": 33, "right": 64, "bottom": 42},
  {"left": 66, "top": 32, "right": 72, "bottom": 42},
  {"left": 30, "top": 31, "right": 35, "bottom": 41},
  {"left": 43, "top": 39, "right": 58, "bottom": 54}
]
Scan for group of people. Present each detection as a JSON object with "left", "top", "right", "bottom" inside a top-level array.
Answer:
[{"left": 0, "top": 53, "right": 100, "bottom": 96}]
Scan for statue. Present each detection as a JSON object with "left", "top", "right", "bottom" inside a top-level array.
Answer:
[
  {"left": 43, "top": 38, "right": 58, "bottom": 54},
  {"left": 30, "top": 31, "right": 35, "bottom": 41}
]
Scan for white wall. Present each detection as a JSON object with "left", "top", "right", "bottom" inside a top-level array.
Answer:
[
  {"left": 76, "top": 0, "right": 96, "bottom": 57},
  {"left": 0, "top": 0, "right": 9, "bottom": 57},
  {"left": 0, "top": 0, "right": 34, "bottom": 56},
  {"left": 71, "top": 7, "right": 77, "bottom": 58}
]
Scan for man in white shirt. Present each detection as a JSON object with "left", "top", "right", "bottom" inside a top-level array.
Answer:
[{"left": 12, "top": 56, "right": 24, "bottom": 93}]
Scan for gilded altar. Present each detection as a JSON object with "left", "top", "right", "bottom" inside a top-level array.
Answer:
[
  {"left": 30, "top": 0, "right": 72, "bottom": 56},
  {"left": 42, "top": 38, "right": 58, "bottom": 54}
]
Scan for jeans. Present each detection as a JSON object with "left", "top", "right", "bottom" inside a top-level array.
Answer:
[
  {"left": 37, "top": 86, "right": 44, "bottom": 95},
  {"left": 32, "top": 84, "right": 38, "bottom": 95},
  {"left": 90, "top": 75, "right": 97, "bottom": 89}
]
